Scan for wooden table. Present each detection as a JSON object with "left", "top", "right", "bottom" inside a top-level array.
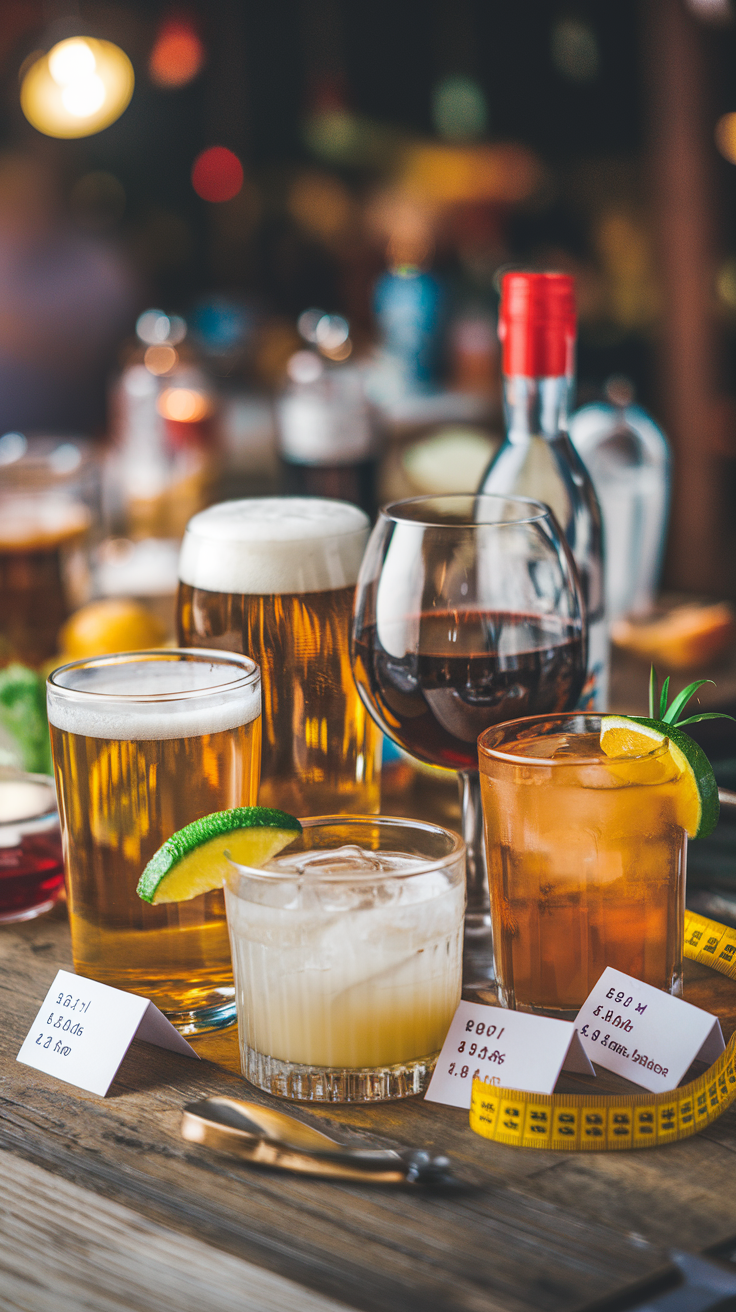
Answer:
[{"left": 2, "top": 891, "right": 736, "bottom": 1312}]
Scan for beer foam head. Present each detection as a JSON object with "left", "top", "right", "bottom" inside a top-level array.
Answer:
[
  {"left": 178, "top": 497, "right": 369, "bottom": 595},
  {"left": 47, "top": 652, "right": 260, "bottom": 741}
]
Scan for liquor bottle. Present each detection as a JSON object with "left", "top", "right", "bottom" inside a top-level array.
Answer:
[
  {"left": 478, "top": 271, "right": 608, "bottom": 709},
  {"left": 569, "top": 377, "right": 671, "bottom": 623},
  {"left": 277, "top": 348, "right": 378, "bottom": 519},
  {"left": 373, "top": 264, "right": 444, "bottom": 394}
]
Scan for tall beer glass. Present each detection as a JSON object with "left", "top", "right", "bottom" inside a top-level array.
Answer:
[
  {"left": 177, "top": 498, "right": 380, "bottom": 817},
  {"left": 47, "top": 649, "right": 261, "bottom": 1034}
]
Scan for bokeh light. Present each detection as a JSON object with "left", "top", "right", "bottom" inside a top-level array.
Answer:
[
  {"left": 21, "top": 37, "right": 134, "bottom": 139},
  {"left": 716, "top": 113, "right": 736, "bottom": 164},
  {"left": 551, "top": 18, "right": 599, "bottom": 82},
  {"left": 432, "top": 76, "right": 488, "bottom": 142},
  {"left": 191, "top": 147, "right": 244, "bottom": 203},
  {"left": 136, "top": 309, "right": 187, "bottom": 346},
  {"left": 717, "top": 257, "right": 736, "bottom": 309},
  {"left": 315, "top": 314, "right": 349, "bottom": 352},
  {"left": 157, "top": 387, "right": 212, "bottom": 422},
  {"left": 149, "top": 16, "right": 205, "bottom": 89},
  {"left": 287, "top": 351, "right": 324, "bottom": 384},
  {"left": 144, "top": 345, "right": 178, "bottom": 375}
]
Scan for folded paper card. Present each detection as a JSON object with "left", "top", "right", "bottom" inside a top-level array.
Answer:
[
  {"left": 575, "top": 967, "right": 725, "bottom": 1094},
  {"left": 425, "top": 1001, "right": 594, "bottom": 1110},
  {"left": 17, "top": 969, "right": 199, "bottom": 1097}
]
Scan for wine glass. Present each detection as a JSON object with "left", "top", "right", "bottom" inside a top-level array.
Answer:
[{"left": 351, "top": 493, "right": 586, "bottom": 990}]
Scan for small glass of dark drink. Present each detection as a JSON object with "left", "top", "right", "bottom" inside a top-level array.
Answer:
[
  {"left": 351, "top": 493, "right": 586, "bottom": 989},
  {"left": 0, "top": 770, "right": 65, "bottom": 923}
]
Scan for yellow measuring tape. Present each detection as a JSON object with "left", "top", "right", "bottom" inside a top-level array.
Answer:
[{"left": 469, "top": 910, "right": 736, "bottom": 1151}]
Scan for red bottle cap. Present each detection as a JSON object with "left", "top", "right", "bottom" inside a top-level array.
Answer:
[{"left": 498, "top": 271, "right": 576, "bottom": 377}]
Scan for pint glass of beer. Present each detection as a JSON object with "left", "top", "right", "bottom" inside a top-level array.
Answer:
[
  {"left": 177, "top": 498, "right": 381, "bottom": 816},
  {"left": 47, "top": 649, "right": 261, "bottom": 1034},
  {"left": 0, "top": 435, "right": 97, "bottom": 667}
]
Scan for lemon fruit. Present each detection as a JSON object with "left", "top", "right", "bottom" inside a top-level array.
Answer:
[
  {"left": 600, "top": 715, "right": 719, "bottom": 839},
  {"left": 136, "top": 807, "right": 301, "bottom": 904},
  {"left": 59, "top": 598, "right": 167, "bottom": 659}
]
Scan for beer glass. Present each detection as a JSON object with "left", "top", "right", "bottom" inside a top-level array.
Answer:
[
  {"left": 0, "top": 434, "right": 97, "bottom": 667},
  {"left": 177, "top": 497, "right": 380, "bottom": 817},
  {"left": 351, "top": 493, "right": 586, "bottom": 989},
  {"left": 478, "top": 714, "right": 686, "bottom": 1017},
  {"left": 47, "top": 649, "right": 261, "bottom": 1034}
]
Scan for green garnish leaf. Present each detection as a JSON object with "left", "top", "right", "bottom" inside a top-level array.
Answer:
[
  {"left": 647, "top": 666, "right": 734, "bottom": 733},
  {"left": 662, "top": 678, "right": 714, "bottom": 725},
  {"left": 658, "top": 676, "right": 670, "bottom": 721},
  {"left": 649, "top": 666, "right": 658, "bottom": 719},
  {"left": 676, "top": 713, "right": 736, "bottom": 726},
  {"left": 0, "top": 663, "right": 52, "bottom": 774}
]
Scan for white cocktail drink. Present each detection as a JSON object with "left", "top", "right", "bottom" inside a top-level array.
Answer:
[{"left": 224, "top": 818, "right": 465, "bottom": 1100}]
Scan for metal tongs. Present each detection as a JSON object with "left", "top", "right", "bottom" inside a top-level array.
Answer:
[{"left": 181, "top": 1096, "right": 454, "bottom": 1185}]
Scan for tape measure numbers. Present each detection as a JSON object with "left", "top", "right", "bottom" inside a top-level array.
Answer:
[
  {"left": 684, "top": 909, "right": 736, "bottom": 980},
  {"left": 470, "top": 910, "right": 736, "bottom": 1152}
]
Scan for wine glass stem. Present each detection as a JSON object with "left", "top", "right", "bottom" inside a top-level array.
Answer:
[{"left": 458, "top": 769, "right": 495, "bottom": 989}]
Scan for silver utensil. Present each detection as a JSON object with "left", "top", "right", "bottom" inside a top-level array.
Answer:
[{"left": 181, "top": 1096, "right": 453, "bottom": 1185}]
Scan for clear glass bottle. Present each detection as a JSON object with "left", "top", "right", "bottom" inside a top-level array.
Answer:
[
  {"left": 479, "top": 272, "right": 608, "bottom": 709},
  {"left": 569, "top": 378, "right": 670, "bottom": 623},
  {"left": 277, "top": 349, "right": 378, "bottom": 519}
]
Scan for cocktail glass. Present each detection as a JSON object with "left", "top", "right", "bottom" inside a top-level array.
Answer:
[
  {"left": 47, "top": 649, "right": 262, "bottom": 1034},
  {"left": 0, "top": 769, "right": 65, "bottom": 923},
  {"left": 478, "top": 713, "right": 687, "bottom": 1018},
  {"left": 224, "top": 815, "right": 466, "bottom": 1101}
]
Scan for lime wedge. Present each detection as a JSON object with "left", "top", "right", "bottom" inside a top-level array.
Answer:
[
  {"left": 136, "top": 806, "right": 301, "bottom": 905},
  {"left": 600, "top": 715, "right": 719, "bottom": 839}
]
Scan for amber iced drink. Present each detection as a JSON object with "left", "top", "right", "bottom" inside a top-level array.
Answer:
[
  {"left": 478, "top": 714, "right": 687, "bottom": 1018},
  {"left": 48, "top": 650, "right": 261, "bottom": 1034}
]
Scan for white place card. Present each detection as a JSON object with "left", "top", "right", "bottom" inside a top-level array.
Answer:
[
  {"left": 17, "top": 969, "right": 199, "bottom": 1097},
  {"left": 425, "top": 1001, "right": 594, "bottom": 1110},
  {"left": 575, "top": 967, "right": 725, "bottom": 1094}
]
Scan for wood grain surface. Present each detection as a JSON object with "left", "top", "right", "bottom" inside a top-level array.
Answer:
[
  {"left": 2, "top": 899, "right": 736, "bottom": 1312},
  {"left": 0, "top": 1149, "right": 355, "bottom": 1312}
]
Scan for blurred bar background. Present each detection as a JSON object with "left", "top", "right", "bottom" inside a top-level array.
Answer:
[{"left": 1, "top": 0, "right": 736, "bottom": 661}]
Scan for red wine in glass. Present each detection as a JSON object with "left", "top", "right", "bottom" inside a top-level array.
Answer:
[{"left": 353, "top": 609, "right": 585, "bottom": 771}]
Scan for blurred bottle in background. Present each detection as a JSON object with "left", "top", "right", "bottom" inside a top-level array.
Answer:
[
  {"left": 372, "top": 263, "right": 445, "bottom": 398},
  {"left": 479, "top": 271, "right": 608, "bottom": 710},
  {"left": 569, "top": 377, "right": 671, "bottom": 623},
  {"left": 107, "top": 309, "right": 219, "bottom": 541},
  {"left": 447, "top": 309, "right": 499, "bottom": 402},
  {"left": 0, "top": 433, "right": 98, "bottom": 667},
  {"left": 276, "top": 311, "right": 378, "bottom": 517}
]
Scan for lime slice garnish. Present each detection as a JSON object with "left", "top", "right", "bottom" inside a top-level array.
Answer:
[
  {"left": 136, "top": 806, "right": 302, "bottom": 904},
  {"left": 600, "top": 715, "right": 719, "bottom": 839}
]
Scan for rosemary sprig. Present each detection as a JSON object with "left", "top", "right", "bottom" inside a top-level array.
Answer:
[{"left": 647, "top": 667, "right": 735, "bottom": 728}]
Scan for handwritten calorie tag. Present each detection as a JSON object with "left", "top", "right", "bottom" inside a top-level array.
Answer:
[
  {"left": 425, "top": 1001, "right": 594, "bottom": 1110},
  {"left": 575, "top": 967, "right": 725, "bottom": 1094},
  {"left": 17, "top": 969, "right": 199, "bottom": 1097}
]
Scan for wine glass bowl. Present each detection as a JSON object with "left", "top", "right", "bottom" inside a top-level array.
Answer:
[{"left": 351, "top": 493, "right": 587, "bottom": 988}]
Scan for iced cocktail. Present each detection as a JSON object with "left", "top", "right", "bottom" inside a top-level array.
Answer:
[
  {"left": 478, "top": 714, "right": 687, "bottom": 1018},
  {"left": 224, "top": 815, "right": 466, "bottom": 1101}
]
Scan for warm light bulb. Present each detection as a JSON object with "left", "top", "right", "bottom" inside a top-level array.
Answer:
[
  {"left": 62, "top": 74, "right": 106, "bottom": 117},
  {"left": 49, "top": 38, "right": 96, "bottom": 85},
  {"left": 21, "top": 37, "right": 134, "bottom": 139},
  {"left": 157, "top": 388, "right": 212, "bottom": 423}
]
